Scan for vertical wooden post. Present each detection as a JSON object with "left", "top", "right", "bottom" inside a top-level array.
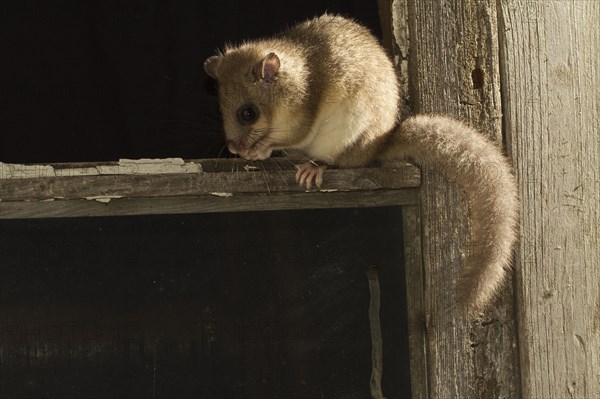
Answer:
[
  {"left": 378, "top": 0, "right": 395, "bottom": 54},
  {"left": 402, "top": 205, "right": 428, "bottom": 399},
  {"left": 499, "top": 1, "right": 600, "bottom": 398},
  {"left": 393, "top": 1, "right": 521, "bottom": 397}
]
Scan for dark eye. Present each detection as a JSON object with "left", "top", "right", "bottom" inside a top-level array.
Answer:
[{"left": 237, "top": 104, "right": 259, "bottom": 124}]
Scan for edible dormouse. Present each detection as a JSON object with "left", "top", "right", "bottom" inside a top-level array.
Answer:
[{"left": 204, "top": 14, "right": 519, "bottom": 314}]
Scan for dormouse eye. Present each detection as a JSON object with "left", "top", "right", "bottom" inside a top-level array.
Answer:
[{"left": 237, "top": 104, "right": 259, "bottom": 124}]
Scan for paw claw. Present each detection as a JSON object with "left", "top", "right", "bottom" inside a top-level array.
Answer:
[{"left": 295, "top": 162, "right": 327, "bottom": 190}]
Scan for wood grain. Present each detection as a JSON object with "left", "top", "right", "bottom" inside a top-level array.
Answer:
[
  {"left": 401, "top": 205, "right": 428, "bottom": 399},
  {"left": 396, "top": 0, "right": 521, "bottom": 397},
  {"left": 500, "top": 1, "right": 600, "bottom": 398},
  {"left": 0, "top": 159, "right": 420, "bottom": 219},
  {"left": 0, "top": 190, "right": 420, "bottom": 219}
]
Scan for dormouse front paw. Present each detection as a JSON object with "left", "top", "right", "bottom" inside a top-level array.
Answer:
[{"left": 295, "top": 162, "right": 327, "bottom": 190}]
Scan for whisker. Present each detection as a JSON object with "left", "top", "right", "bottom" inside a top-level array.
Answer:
[
  {"left": 259, "top": 161, "right": 271, "bottom": 194},
  {"left": 270, "top": 158, "right": 289, "bottom": 185},
  {"left": 217, "top": 145, "right": 228, "bottom": 160}
]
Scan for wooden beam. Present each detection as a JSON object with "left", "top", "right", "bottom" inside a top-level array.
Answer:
[
  {"left": 401, "top": 205, "right": 428, "bottom": 399},
  {"left": 0, "top": 158, "right": 420, "bottom": 219},
  {"left": 500, "top": 1, "right": 600, "bottom": 397},
  {"left": 0, "top": 190, "right": 418, "bottom": 219},
  {"left": 395, "top": 0, "right": 521, "bottom": 397}
]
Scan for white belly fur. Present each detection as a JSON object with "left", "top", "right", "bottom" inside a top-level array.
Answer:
[{"left": 298, "top": 99, "right": 367, "bottom": 162}]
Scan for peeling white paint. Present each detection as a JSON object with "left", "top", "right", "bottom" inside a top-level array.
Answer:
[
  {"left": 210, "top": 192, "right": 234, "bottom": 198},
  {"left": 0, "top": 158, "right": 202, "bottom": 179},
  {"left": 84, "top": 195, "right": 123, "bottom": 203},
  {"left": 0, "top": 163, "right": 56, "bottom": 179}
]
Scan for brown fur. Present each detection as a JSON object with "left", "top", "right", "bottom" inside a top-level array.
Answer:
[
  {"left": 204, "top": 14, "right": 519, "bottom": 315},
  {"left": 380, "top": 116, "right": 519, "bottom": 314}
]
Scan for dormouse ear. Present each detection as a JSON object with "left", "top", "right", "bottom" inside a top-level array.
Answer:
[
  {"left": 204, "top": 55, "right": 223, "bottom": 79},
  {"left": 253, "top": 52, "right": 280, "bottom": 85}
]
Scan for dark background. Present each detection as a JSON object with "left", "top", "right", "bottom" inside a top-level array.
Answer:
[
  {"left": 1, "top": 0, "right": 381, "bottom": 163},
  {"left": 0, "top": 208, "right": 410, "bottom": 398}
]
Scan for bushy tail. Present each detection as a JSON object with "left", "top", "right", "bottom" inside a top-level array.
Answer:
[{"left": 380, "top": 115, "right": 519, "bottom": 314}]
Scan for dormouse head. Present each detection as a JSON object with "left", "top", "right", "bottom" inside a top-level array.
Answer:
[{"left": 204, "top": 45, "right": 307, "bottom": 160}]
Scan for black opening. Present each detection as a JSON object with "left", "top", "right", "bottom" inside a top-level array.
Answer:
[
  {"left": 1, "top": 1, "right": 382, "bottom": 163},
  {"left": 1, "top": 208, "right": 411, "bottom": 398}
]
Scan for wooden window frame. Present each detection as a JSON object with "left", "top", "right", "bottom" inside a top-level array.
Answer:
[
  {"left": 3, "top": 0, "right": 599, "bottom": 397},
  {"left": 0, "top": 157, "right": 429, "bottom": 397}
]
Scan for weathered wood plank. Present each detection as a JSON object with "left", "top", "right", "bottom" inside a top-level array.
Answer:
[
  {"left": 0, "top": 189, "right": 419, "bottom": 219},
  {"left": 0, "top": 158, "right": 420, "bottom": 201},
  {"left": 0, "top": 158, "right": 421, "bottom": 218},
  {"left": 395, "top": 0, "right": 521, "bottom": 397},
  {"left": 401, "top": 205, "right": 428, "bottom": 399},
  {"left": 378, "top": 0, "right": 395, "bottom": 54},
  {"left": 499, "top": 1, "right": 600, "bottom": 398}
]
